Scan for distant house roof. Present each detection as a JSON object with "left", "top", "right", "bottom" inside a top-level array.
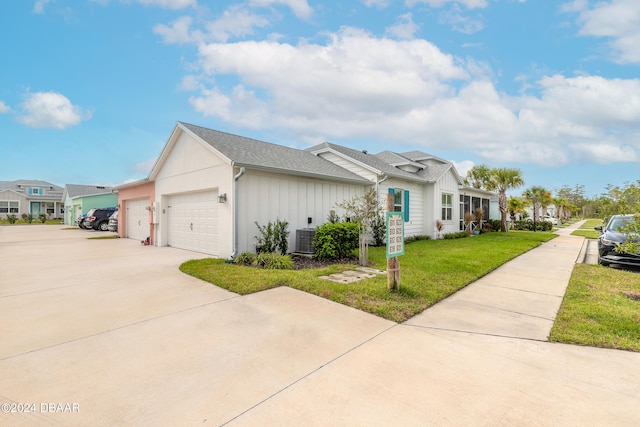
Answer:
[
  {"left": 64, "top": 184, "right": 114, "bottom": 199},
  {"left": 0, "top": 180, "right": 63, "bottom": 199},
  {"left": 174, "top": 122, "right": 371, "bottom": 184}
]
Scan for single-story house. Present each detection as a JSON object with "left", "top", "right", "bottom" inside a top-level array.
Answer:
[
  {"left": 0, "top": 180, "right": 64, "bottom": 220},
  {"left": 61, "top": 184, "right": 117, "bottom": 225},
  {"left": 114, "top": 179, "right": 156, "bottom": 244},
  {"left": 124, "top": 122, "right": 497, "bottom": 257}
]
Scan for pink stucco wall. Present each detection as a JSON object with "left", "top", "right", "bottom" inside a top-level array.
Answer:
[{"left": 117, "top": 181, "right": 155, "bottom": 244}]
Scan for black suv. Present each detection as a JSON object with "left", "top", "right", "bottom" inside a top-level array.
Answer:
[{"left": 83, "top": 207, "right": 117, "bottom": 231}]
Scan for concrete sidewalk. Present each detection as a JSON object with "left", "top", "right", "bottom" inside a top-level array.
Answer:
[
  {"left": 1, "top": 224, "right": 639, "bottom": 426},
  {"left": 406, "top": 220, "right": 587, "bottom": 341}
]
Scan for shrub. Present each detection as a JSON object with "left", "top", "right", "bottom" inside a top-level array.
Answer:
[
  {"left": 21, "top": 213, "right": 34, "bottom": 223},
  {"left": 255, "top": 218, "right": 290, "bottom": 254},
  {"left": 443, "top": 231, "right": 469, "bottom": 240},
  {"left": 313, "top": 222, "right": 359, "bottom": 261},
  {"left": 254, "top": 253, "right": 294, "bottom": 270},
  {"left": 405, "top": 234, "right": 431, "bottom": 244},
  {"left": 235, "top": 251, "right": 255, "bottom": 266},
  {"left": 513, "top": 220, "right": 553, "bottom": 232},
  {"left": 488, "top": 219, "right": 501, "bottom": 231},
  {"left": 371, "top": 213, "right": 386, "bottom": 246},
  {"left": 6, "top": 214, "right": 17, "bottom": 224},
  {"left": 40, "top": 214, "right": 47, "bottom": 224}
]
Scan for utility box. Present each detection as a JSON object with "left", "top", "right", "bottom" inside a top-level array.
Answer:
[{"left": 296, "top": 228, "right": 315, "bottom": 254}]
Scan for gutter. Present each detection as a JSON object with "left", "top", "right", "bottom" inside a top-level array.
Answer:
[
  {"left": 376, "top": 174, "right": 388, "bottom": 200},
  {"left": 230, "top": 166, "right": 246, "bottom": 259}
]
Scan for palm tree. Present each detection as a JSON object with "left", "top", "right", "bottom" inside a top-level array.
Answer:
[
  {"left": 523, "top": 186, "right": 550, "bottom": 231},
  {"left": 486, "top": 167, "right": 524, "bottom": 232},
  {"left": 508, "top": 196, "right": 526, "bottom": 228},
  {"left": 464, "top": 164, "right": 492, "bottom": 189}
]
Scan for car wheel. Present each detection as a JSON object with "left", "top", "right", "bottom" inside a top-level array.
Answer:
[{"left": 99, "top": 221, "right": 109, "bottom": 231}]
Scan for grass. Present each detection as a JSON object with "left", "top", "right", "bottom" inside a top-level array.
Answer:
[
  {"left": 180, "top": 231, "right": 556, "bottom": 322},
  {"left": 571, "top": 218, "right": 604, "bottom": 239},
  {"left": 87, "top": 235, "right": 120, "bottom": 240},
  {"left": 550, "top": 264, "right": 640, "bottom": 352}
]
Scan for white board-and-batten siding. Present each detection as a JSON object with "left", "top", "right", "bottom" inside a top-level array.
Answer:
[{"left": 236, "top": 169, "right": 368, "bottom": 254}]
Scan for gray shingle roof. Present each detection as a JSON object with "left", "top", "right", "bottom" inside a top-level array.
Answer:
[
  {"left": 65, "top": 184, "right": 114, "bottom": 198},
  {"left": 307, "top": 142, "right": 424, "bottom": 183},
  {"left": 179, "top": 122, "right": 371, "bottom": 184}
]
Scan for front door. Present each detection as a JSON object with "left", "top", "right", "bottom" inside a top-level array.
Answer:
[{"left": 30, "top": 202, "right": 41, "bottom": 217}]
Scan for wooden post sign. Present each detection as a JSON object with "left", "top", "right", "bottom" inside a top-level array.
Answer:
[{"left": 386, "top": 194, "right": 403, "bottom": 291}]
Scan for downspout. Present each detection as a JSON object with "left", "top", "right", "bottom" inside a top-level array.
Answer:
[
  {"left": 376, "top": 174, "right": 388, "bottom": 200},
  {"left": 230, "top": 166, "right": 246, "bottom": 259}
]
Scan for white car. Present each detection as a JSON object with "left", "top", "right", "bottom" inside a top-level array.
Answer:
[{"left": 544, "top": 215, "right": 558, "bottom": 225}]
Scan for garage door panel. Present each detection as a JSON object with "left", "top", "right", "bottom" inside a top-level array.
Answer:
[
  {"left": 126, "top": 199, "right": 150, "bottom": 242},
  {"left": 167, "top": 191, "right": 218, "bottom": 256}
]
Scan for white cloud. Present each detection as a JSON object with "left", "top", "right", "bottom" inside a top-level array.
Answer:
[
  {"left": 92, "top": 0, "right": 196, "bottom": 9},
  {"left": 249, "top": 0, "right": 313, "bottom": 20},
  {"left": 205, "top": 5, "right": 270, "bottom": 42},
  {"left": 33, "top": 0, "right": 53, "bottom": 14},
  {"left": 438, "top": 7, "right": 484, "bottom": 34},
  {"left": 362, "top": 0, "right": 390, "bottom": 8},
  {"left": 153, "top": 16, "right": 197, "bottom": 44},
  {"left": 18, "top": 91, "right": 92, "bottom": 129},
  {"left": 406, "top": 0, "right": 488, "bottom": 9},
  {"left": 0, "top": 101, "right": 10, "bottom": 114},
  {"left": 569, "top": 0, "right": 640, "bottom": 64},
  {"left": 453, "top": 160, "right": 475, "bottom": 178},
  {"left": 154, "top": 6, "right": 270, "bottom": 44},
  {"left": 137, "top": 0, "right": 196, "bottom": 8},
  {"left": 386, "top": 13, "right": 419, "bottom": 40},
  {"left": 181, "top": 26, "right": 640, "bottom": 168},
  {"left": 134, "top": 157, "right": 157, "bottom": 174}
]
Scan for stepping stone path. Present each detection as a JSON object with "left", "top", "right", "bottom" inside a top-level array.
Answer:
[{"left": 319, "top": 266, "right": 386, "bottom": 283}]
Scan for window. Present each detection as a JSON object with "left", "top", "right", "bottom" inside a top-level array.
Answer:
[
  {"left": 46, "top": 203, "right": 55, "bottom": 214},
  {"left": 388, "top": 188, "right": 410, "bottom": 221},
  {"left": 442, "top": 193, "right": 453, "bottom": 220},
  {"left": 0, "top": 201, "right": 19, "bottom": 213},
  {"left": 28, "top": 187, "right": 42, "bottom": 195}
]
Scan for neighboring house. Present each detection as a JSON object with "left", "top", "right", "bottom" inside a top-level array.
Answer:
[
  {"left": 307, "top": 143, "right": 497, "bottom": 237},
  {"left": 0, "top": 180, "right": 64, "bottom": 220},
  {"left": 135, "top": 122, "right": 497, "bottom": 258},
  {"left": 61, "top": 185, "right": 117, "bottom": 225},
  {"left": 114, "top": 179, "right": 155, "bottom": 243}
]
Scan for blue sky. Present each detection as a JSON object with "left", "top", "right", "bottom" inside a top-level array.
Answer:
[{"left": 1, "top": 0, "right": 639, "bottom": 197}]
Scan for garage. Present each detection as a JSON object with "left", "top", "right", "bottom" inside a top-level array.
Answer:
[
  {"left": 126, "top": 198, "right": 151, "bottom": 242},
  {"left": 167, "top": 191, "right": 218, "bottom": 255}
]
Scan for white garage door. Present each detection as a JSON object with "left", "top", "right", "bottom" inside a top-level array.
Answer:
[
  {"left": 126, "top": 198, "right": 150, "bottom": 241},
  {"left": 167, "top": 191, "right": 218, "bottom": 255}
]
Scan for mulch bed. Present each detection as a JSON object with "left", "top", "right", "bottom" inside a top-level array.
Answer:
[
  {"left": 622, "top": 292, "right": 640, "bottom": 302},
  {"left": 290, "top": 255, "right": 357, "bottom": 270}
]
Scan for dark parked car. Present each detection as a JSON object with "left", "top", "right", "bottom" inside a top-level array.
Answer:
[
  {"left": 76, "top": 213, "right": 88, "bottom": 229},
  {"left": 595, "top": 214, "right": 640, "bottom": 267},
  {"left": 107, "top": 210, "right": 118, "bottom": 232},
  {"left": 83, "top": 207, "right": 117, "bottom": 231}
]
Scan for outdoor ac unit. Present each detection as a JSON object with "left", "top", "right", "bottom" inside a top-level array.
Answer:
[{"left": 296, "top": 228, "right": 315, "bottom": 254}]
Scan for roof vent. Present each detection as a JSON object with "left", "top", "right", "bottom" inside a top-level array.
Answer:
[{"left": 362, "top": 150, "right": 368, "bottom": 154}]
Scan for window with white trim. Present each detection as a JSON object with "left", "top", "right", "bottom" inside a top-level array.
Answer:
[
  {"left": 0, "top": 201, "right": 19, "bottom": 213},
  {"left": 441, "top": 193, "right": 453, "bottom": 221}
]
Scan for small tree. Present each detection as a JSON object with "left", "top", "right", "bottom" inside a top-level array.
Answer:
[{"left": 337, "top": 188, "right": 382, "bottom": 266}]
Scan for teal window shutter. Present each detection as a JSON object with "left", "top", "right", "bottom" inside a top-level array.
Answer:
[
  {"left": 388, "top": 188, "right": 394, "bottom": 195},
  {"left": 404, "top": 190, "right": 410, "bottom": 221},
  {"left": 28, "top": 188, "right": 32, "bottom": 195}
]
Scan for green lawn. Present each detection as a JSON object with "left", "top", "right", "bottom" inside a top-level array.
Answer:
[
  {"left": 181, "top": 231, "right": 555, "bottom": 322},
  {"left": 550, "top": 264, "right": 640, "bottom": 352},
  {"left": 571, "top": 218, "right": 604, "bottom": 239}
]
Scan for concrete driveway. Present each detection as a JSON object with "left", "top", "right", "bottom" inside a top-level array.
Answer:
[{"left": 1, "top": 225, "right": 639, "bottom": 426}]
